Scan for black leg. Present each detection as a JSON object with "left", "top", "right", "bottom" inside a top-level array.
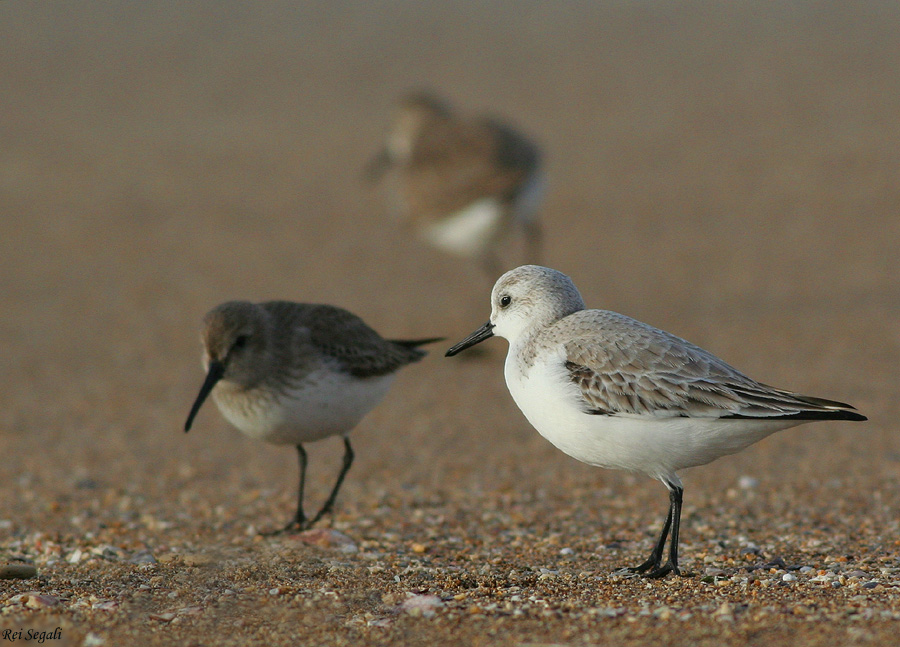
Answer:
[
  {"left": 262, "top": 444, "right": 309, "bottom": 536},
  {"left": 645, "top": 486, "right": 684, "bottom": 578},
  {"left": 292, "top": 444, "right": 310, "bottom": 528},
  {"left": 628, "top": 495, "right": 673, "bottom": 574},
  {"left": 308, "top": 438, "right": 354, "bottom": 526}
]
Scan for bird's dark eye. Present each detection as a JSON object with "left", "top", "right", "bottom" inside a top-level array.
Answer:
[
  {"left": 232, "top": 335, "right": 249, "bottom": 351},
  {"left": 500, "top": 295, "right": 512, "bottom": 308}
]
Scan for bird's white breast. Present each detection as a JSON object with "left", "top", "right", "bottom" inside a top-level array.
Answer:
[
  {"left": 421, "top": 197, "right": 504, "bottom": 257},
  {"left": 213, "top": 369, "right": 396, "bottom": 446},
  {"left": 503, "top": 342, "right": 800, "bottom": 484}
]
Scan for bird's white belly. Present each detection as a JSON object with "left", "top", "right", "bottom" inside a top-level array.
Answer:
[
  {"left": 504, "top": 351, "right": 800, "bottom": 483},
  {"left": 214, "top": 370, "right": 395, "bottom": 445},
  {"left": 421, "top": 198, "right": 503, "bottom": 257}
]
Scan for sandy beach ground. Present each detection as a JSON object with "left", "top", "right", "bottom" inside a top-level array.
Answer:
[{"left": 1, "top": 2, "right": 899, "bottom": 645}]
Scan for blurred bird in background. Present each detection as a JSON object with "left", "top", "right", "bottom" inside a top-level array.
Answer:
[{"left": 365, "top": 91, "right": 545, "bottom": 275}]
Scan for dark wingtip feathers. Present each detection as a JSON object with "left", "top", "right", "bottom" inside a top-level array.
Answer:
[
  {"left": 389, "top": 337, "right": 446, "bottom": 362},
  {"left": 722, "top": 409, "right": 868, "bottom": 422},
  {"left": 825, "top": 409, "right": 867, "bottom": 422},
  {"left": 390, "top": 337, "right": 446, "bottom": 349},
  {"left": 783, "top": 392, "right": 868, "bottom": 422}
]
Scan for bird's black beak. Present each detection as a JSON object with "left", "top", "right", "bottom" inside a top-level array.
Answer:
[
  {"left": 446, "top": 322, "right": 495, "bottom": 356},
  {"left": 184, "top": 360, "right": 225, "bottom": 432}
]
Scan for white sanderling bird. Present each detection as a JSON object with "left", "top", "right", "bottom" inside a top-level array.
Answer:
[
  {"left": 446, "top": 265, "right": 866, "bottom": 577},
  {"left": 365, "top": 91, "right": 544, "bottom": 274},
  {"left": 185, "top": 300, "right": 441, "bottom": 533}
]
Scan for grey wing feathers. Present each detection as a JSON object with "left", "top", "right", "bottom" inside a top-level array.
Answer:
[
  {"left": 561, "top": 311, "right": 866, "bottom": 422},
  {"left": 265, "top": 302, "right": 437, "bottom": 379},
  {"left": 389, "top": 337, "right": 445, "bottom": 352}
]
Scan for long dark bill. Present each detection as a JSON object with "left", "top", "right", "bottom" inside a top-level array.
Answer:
[
  {"left": 445, "top": 322, "right": 495, "bottom": 357},
  {"left": 184, "top": 360, "right": 225, "bottom": 432}
]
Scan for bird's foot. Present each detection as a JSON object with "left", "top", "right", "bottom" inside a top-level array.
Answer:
[
  {"left": 617, "top": 557, "right": 683, "bottom": 579},
  {"left": 643, "top": 562, "right": 681, "bottom": 579},
  {"left": 625, "top": 556, "right": 661, "bottom": 575},
  {"left": 307, "top": 504, "right": 335, "bottom": 527},
  {"left": 259, "top": 517, "right": 313, "bottom": 537}
]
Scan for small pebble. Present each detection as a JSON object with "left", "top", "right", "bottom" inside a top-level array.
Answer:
[
  {"left": 25, "top": 594, "right": 60, "bottom": 609},
  {"left": 295, "top": 529, "right": 358, "bottom": 554},
  {"left": 740, "top": 542, "right": 761, "bottom": 555},
  {"left": 713, "top": 601, "right": 734, "bottom": 622},
  {"left": 150, "top": 612, "right": 176, "bottom": 622},
  {"left": 92, "top": 600, "right": 119, "bottom": 611},
  {"left": 0, "top": 563, "right": 37, "bottom": 580},
  {"left": 653, "top": 606, "right": 674, "bottom": 620},
  {"left": 181, "top": 553, "right": 214, "bottom": 567},
  {"left": 738, "top": 476, "right": 759, "bottom": 490},
  {"left": 129, "top": 550, "right": 158, "bottom": 565},
  {"left": 82, "top": 633, "right": 106, "bottom": 647},
  {"left": 783, "top": 573, "right": 797, "bottom": 582},
  {"left": 93, "top": 545, "right": 123, "bottom": 560},
  {"left": 400, "top": 594, "right": 444, "bottom": 617}
]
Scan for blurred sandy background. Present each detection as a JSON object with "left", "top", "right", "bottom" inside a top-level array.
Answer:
[{"left": 1, "top": 2, "right": 899, "bottom": 645}]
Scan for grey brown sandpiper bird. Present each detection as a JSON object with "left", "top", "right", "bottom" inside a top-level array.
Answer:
[
  {"left": 185, "top": 300, "right": 441, "bottom": 533},
  {"left": 365, "top": 91, "right": 544, "bottom": 275}
]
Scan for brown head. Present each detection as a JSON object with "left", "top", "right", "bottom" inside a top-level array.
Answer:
[
  {"left": 386, "top": 90, "right": 453, "bottom": 161},
  {"left": 184, "top": 301, "right": 273, "bottom": 432}
]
